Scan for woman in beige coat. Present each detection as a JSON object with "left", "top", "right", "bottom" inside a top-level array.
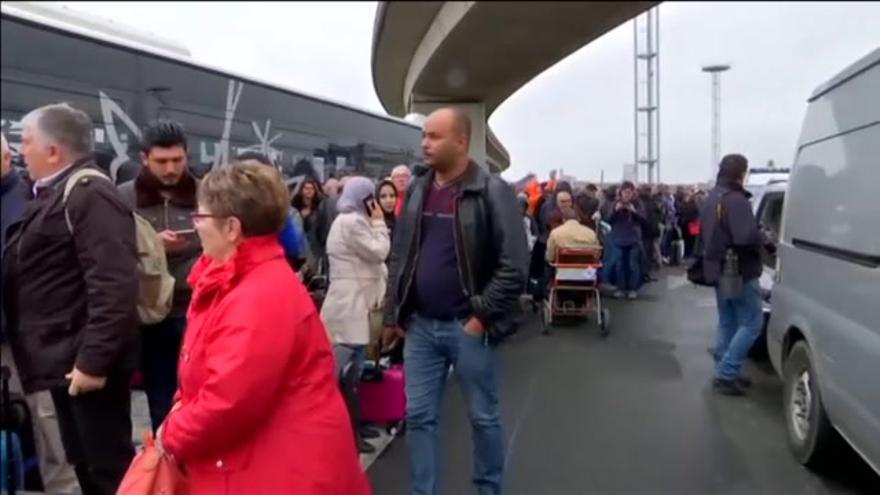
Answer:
[
  {"left": 321, "top": 176, "right": 390, "bottom": 353},
  {"left": 320, "top": 176, "right": 390, "bottom": 453}
]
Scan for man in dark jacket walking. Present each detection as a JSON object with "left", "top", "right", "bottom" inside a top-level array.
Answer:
[
  {"left": 382, "top": 107, "right": 527, "bottom": 495},
  {"left": 118, "top": 120, "right": 200, "bottom": 431},
  {"left": 700, "top": 154, "right": 774, "bottom": 396},
  {"left": 3, "top": 103, "right": 139, "bottom": 494}
]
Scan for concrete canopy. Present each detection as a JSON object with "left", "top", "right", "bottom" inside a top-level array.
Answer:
[{"left": 372, "top": 1, "right": 658, "bottom": 172}]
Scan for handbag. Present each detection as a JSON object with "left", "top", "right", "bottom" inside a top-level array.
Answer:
[
  {"left": 367, "top": 305, "right": 384, "bottom": 360},
  {"left": 117, "top": 431, "right": 189, "bottom": 495},
  {"left": 686, "top": 256, "right": 710, "bottom": 286},
  {"left": 354, "top": 277, "right": 385, "bottom": 360}
]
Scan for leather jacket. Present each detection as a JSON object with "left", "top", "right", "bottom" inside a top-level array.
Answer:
[{"left": 383, "top": 161, "right": 528, "bottom": 344}]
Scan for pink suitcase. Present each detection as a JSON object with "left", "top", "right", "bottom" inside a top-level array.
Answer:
[{"left": 358, "top": 364, "right": 406, "bottom": 423}]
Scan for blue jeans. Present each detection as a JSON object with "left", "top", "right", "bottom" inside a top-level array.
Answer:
[
  {"left": 140, "top": 316, "right": 185, "bottom": 430},
  {"left": 404, "top": 314, "right": 504, "bottom": 495},
  {"left": 713, "top": 279, "right": 763, "bottom": 380},
  {"left": 614, "top": 244, "right": 642, "bottom": 292}
]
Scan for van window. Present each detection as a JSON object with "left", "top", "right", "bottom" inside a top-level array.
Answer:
[
  {"left": 786, "top": 123, "right": 880, "bottom": 257},
  {"left": 757, "top": 192, "right": 784, "bottom": 267}
]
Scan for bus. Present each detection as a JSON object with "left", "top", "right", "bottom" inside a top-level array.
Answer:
[{"left": 1, "top": 2, "right": 422, "bottom": 185}]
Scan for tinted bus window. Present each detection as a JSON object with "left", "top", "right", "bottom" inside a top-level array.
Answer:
[{"left": 1, "top": 14, "right": 421, "bottom": 183}]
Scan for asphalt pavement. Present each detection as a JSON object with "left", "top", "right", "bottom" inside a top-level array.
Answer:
[{"left": 367, "top": 267, "right": 879, "bottom": 495}]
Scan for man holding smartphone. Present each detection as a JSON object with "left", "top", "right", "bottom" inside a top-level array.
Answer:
[
  {"left": 118, "top": 120, "right": 201, "bottom": 431},
  {"left": 609, "top": 181, "right": 648, "bottom": 299}
]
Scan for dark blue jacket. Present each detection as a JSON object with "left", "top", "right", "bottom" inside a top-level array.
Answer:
[
  {"left": 699, "top": 179, "right": 766, "bottom": 284},
  {"left": 1, "top": 169, "right": 30, "bottom": 340},
  {"left": 609, "top": 200, "right": 647, "bottom": 247}
]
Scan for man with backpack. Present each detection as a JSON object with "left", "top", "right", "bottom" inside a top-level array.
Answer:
[
  {"left": 4, "top": 103, "right": 139, "bottom": 494},
  {"left": 118, "top": 120, "right": 199, "bottom": 432},
  {"left": 699, "top": 154, "right": 776, "bottom": 396}
]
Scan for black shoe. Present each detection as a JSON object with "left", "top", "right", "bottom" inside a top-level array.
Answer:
[
  {"left": 360, "top": 426, "right": 381, "bottom": 439},
  {"left": 712, "top": 378, "right": 747, "bottom": 396},
  {"left": 736, "top": 376, "right": 753, "bottom": 388},
  {"left": 358, "top": 438, "right": 376, "bottom": 454}
]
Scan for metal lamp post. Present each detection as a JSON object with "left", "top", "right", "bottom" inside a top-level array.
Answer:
[{"left": 701, "top": 64, "right": 731, "bottom": 177}]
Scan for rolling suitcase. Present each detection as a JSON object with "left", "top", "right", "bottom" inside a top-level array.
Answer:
[{"left": 358, "top": 363, "right": 405, "bottom": 424}]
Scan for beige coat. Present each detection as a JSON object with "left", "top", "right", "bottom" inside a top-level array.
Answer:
[
  {"left": 546, "top": 219, "right": 600, "bottom": 262},
  {"left": 320, "top": 212, "right": 390, "bottom": 345}
]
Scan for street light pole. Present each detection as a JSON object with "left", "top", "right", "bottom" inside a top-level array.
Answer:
[{"left": 701, "top": 64, "right": 730, "bottom": 178}]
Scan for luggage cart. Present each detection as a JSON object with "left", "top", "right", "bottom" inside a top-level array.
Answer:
[{"left": 542, "top": 246, "right": 610, "bottom": 337}]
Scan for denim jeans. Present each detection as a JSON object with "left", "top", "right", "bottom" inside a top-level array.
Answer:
[
  {"left": 140, "top": 316, "right": 186, "bottom": 430},
  {"left": 614, "top": 244, "right": 642, "bottom": 292},
  {"left": 713, "top": 279, "right": 763, "bottom": 380},
  {"left": 601, "top": 240, "right": 619, "bottom": 286},
  {"left": 404, "top": 314, "right": 504, "bottom": 495}
]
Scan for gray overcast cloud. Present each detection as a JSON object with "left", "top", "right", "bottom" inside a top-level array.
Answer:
[{"left": 62, "top": 1, "right": 880, "bottom": 184}]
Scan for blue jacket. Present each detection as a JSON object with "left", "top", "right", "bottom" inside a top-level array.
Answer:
[
  {"left": 1, "top": 169, "right": 29, "bottom": 339},
  {"left": 278, "top": 211, "right": 308, "bottom": 259},
  {"left": 609, "top": 201, "right": 647, "bottom": 247}
]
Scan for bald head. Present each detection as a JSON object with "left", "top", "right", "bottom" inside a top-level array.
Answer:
[{"left": 422, "top": 107, "right": 472, "bottom": 172}]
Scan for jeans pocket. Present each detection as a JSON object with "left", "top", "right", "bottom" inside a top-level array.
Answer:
[{"left": 457, "top": 320, "right": 488, "bottom": 346}]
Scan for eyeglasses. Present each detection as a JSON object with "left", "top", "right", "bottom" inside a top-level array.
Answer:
[{"left": 190, "top": 213, "right": 224, "bottom": 220}]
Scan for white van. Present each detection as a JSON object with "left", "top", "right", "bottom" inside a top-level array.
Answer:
[{"left": 767, "top": 47, "right": 880, "bottom": 474}]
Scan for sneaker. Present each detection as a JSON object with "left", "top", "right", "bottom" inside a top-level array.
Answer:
[
  {"left": 613, "top": 290, "right": 625, "bottom": 299},
  {"left": 736, "top": 376, "right": 753, "bottom": 388},
  {"left": 358, "top": 438, "right": 376, "bottom": 454},
  {"left": 626, "top": 291, "right": 638, "bottom": 300},
  {"left": 712, "top": 378, "right": 747, "bottom": 396}
]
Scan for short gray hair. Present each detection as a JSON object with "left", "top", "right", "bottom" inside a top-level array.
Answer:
[
  {"left": 22, "top": 103, "right": 94, "bottom": 158},
  {"left": 391, "top": 165, "right": 411, "bottom": 177}
]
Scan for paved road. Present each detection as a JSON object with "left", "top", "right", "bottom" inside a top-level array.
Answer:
[{"left": 368, "top": 268, "right": 879, "bottom": 495}]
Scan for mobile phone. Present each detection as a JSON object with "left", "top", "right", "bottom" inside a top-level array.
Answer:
[
  {"left": 362, "top": 194, "right": 375, "bottom": 213},
  {"left": 172, "top": 228, "right": 196, "bottom": 235}
]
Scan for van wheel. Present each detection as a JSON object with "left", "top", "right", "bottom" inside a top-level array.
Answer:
[{"left": 783, "top": 341, "right": 842, "bottom": 469}]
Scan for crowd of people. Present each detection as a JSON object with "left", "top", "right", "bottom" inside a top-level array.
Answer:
[
  {"left": 517, "top": 170, "right": 711, "bottom": 305},
  {"left": 0, "top": 100, "right": 770, "bottom": 495},
  {"left": 0, "top": 101, "right": 531, "bottom": 495}
]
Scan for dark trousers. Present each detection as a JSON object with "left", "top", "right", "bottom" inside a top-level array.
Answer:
[
  {"left": 140, "top": 316, "right": 186, "bottom": 430},
  {"left": 50, "top": 375, "right": 134, "bottom": 495},
  {"left": 615, "top": 244, "right": 643, "bottom": 292}
]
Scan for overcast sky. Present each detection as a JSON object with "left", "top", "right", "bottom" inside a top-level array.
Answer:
[{"left": 60, "top": 1, "right": 879, "bottom": 184}]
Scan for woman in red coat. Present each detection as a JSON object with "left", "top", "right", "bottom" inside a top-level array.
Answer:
[{"left": 158, "top": 162, "right": 370, "bottom": 494}]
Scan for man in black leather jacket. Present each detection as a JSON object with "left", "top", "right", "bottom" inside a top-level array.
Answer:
[{"left": 382, "top": 107, "right": 527, "bottom": 495}]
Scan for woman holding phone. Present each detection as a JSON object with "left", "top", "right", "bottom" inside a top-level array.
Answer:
[{"left": 319, "top": 176, "right": 390, "bottom": 452}]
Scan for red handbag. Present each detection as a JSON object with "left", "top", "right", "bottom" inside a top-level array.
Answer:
[
  {"left": 688, "top": 219, "right": 701, "bottom": 236},
  {"left": 117, "top": 431, "right": 189, "bottom": 495}
]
